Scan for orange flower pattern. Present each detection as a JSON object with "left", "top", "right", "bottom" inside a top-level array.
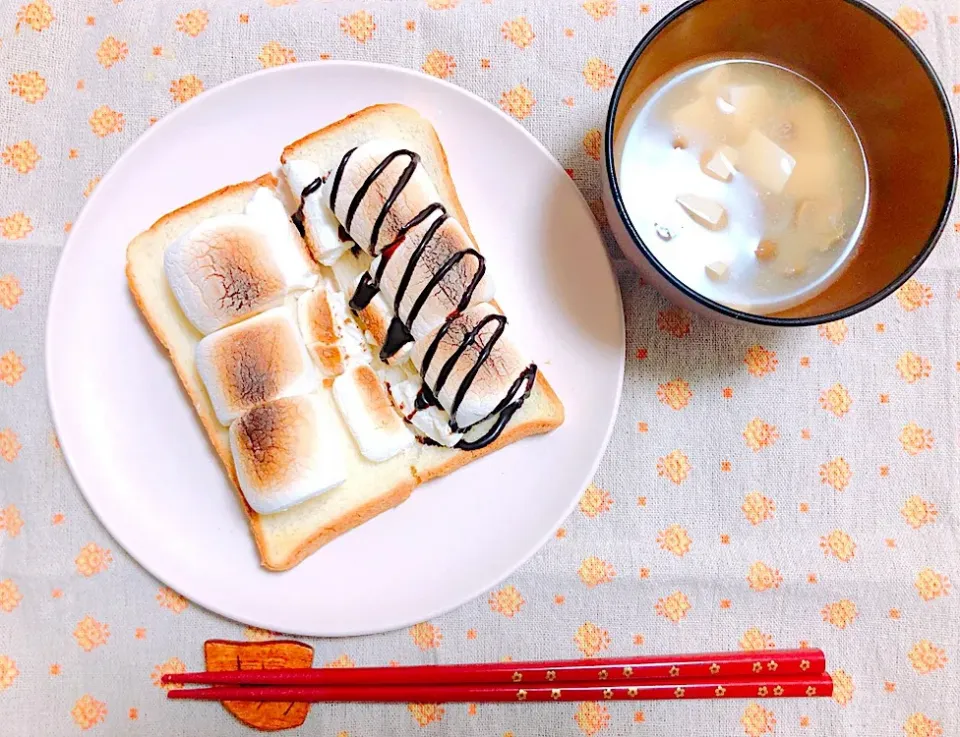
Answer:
[
  {"left": 897, "top": 351, "right": 932, "bottom": 383},
  {"left": 656, "top": 524, "right": 692, "bottom": 556},
  {"left": 2, "top": 140, "right": 39, "bottom": 174},
  {"left": 743, "top": 418, "right": 778, "bottom": 451},
  {"left": 739, "top": 627, "right": 774, "bottom": 651},
  {"left": 744, "top": 344, "right": 778, "bottom": 377},
  {"left": 73, "top": 616, "right": 110, "bottom": 651},
  {"left": 0, "top": 275, "right": 22, "bottom": 310},
  {"left": 574, "top": 702, "right": 610, "bottom": 736},
  {"left": 488, "top": 585, "right": 524, "bottom": 617},
  {"left": 578, "top": 556, "right": 616, "bottom": 587},
  {"left": 655, "top": 591, "right": 691, "bottom": 623},
  {"left": 915, "top": 568, "right": 950, "bottom": 601},
  {"left": 8, "top": 71, "right": 47, "bottom": 103},
  {"left": 656, "top": 378, "right": 691, "bottom": 410},
  {"left": 899, "top": 422, "right": 933, "bottom": 455},
  {"left": 820, "top": 529, "right": 856, "bottom": 562},
  {"left": 409, "top": 622, "right": 442, "bottom": 650},
  {"left": 0, "top": 505, "right": 24, "bottom": 537},
  {"left": 573, "top": 622, "right": 610, "bottom": 657},
  {"left": 0, "top": 351, "right": 25, "bottom": 386},
  {"left": 341, "top": 11, "right": 376, "bottom": 44},
  {"left": 1, "top": 6, "right": 958, "bottom": 734},
  {"left": 582, "top": 57, "right": 615, "bottom": 91},
  {"left": 151, "top": 657, "right": 186, "bottom": 689},
  {"left": 258, "top": 41, "right": 297, "bottom": 68},
  {"left": 0, "top": 655, "right": 18, "bottom": 691},
  {"left": 907, "top": 640, "right": 947, "bottom": 674},
  {"left": 0, "top": 579, "right": 22, "bottom": 612},
  {"left": 742, "top": 492, "right": 775, "bottom": 525},
  {"left": 501, "top": 17, "right": 534, "bottom": 49},
  {"left": 1, "top": 212, "right": 33, "bottom": 240},
  {"left": 75, "top": 543, "right": 112, "bottom": 577},
  {"left": 0, "top": 429, "right": 22, "bottom": 462},
  {"left": 71, "top": 695, "right": 106, "bottom": 730},
  {"left": 16, "top": 0, "right": 54, "bottom": 33},
  {"left": 175, "top": 9, "right": 209, "bottom": 37},
  {"left": 818, "top": 319, "right": 848, "bottom": 344},
  {"left": 819, "top": 383, "right": 852, "bottom": 418},
  {"left": 156, "top": 586, "right": 188, "bottom": 613},
  {"left": 96, "top": 36, "right": 127, "bottom": 68},
  {"left": 170, "top": 75, "right": 204, "bottom": 104},
  {"left": 746, "top": 562, "right": 782, "bottom": 592},
  {"left": 499, "top": 85, "right": 535, "bottom": 120},
  {"left": 579, "top": 483, "right": 612, "bottom": 518},
  {"left": 821, "top": 599, "right": 858, "bottom": 629},
  {"left": 819, "top": 456, "right": 852, "bottom": 492},
  {"left": 408, "top": 703, "right": 444, "bottom": 727},
  {"left": 89, "top": 106, "right": 124, "bottom": 137},
  {"left": 901, "top": 495, "right": 938, "bottom": 528},
  {"left": 656, "top": 449, "right": 690, "bottom": 484},
  {"left": 422, "top": 50, "right": 456, "bottom": 80}
]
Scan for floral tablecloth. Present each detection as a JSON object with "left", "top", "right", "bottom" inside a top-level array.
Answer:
[{"left": 1, "top": 1, "right": 958, "bottom": 735}]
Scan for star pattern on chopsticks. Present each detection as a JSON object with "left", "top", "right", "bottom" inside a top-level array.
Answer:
[
  {"left": 806, "top": 686, "right": 817, "bottom": 696},
  {"left": 603, "top": 688, "right": 613, "bottom": 700},
  {"left": 752, "top": 661, "right": 763, "bottom": 673},
  {"left": 627, "top": 687, "right": 638, "bottom": 697},
  {"left": 800, "top": 659, "right": 811, "bottom": 671},
  {"left": 709, "top": 663, "right": 720, "bottom": 675},
  {"left": 715, "top": 685, "right": 726, "bottom": 697},
  {"left": 551, "top": 688, "right": 561, "bottom": 700},
  {"left": 511, "top": 671, "right": 522, "bottom": 682},
  {"left": 674, "top": 687, "right": 685, "bottom": 698},
  {"left": 597, "top": 669, "right": 608, "bottom": 680},
  {"left": 516, "top": 689, "right": 527, "bottom": 701},
  {"left": 545, "top": 670, "right": 557, "bottom": 681},
  {"left": 767, "top": 660, "right": 778, "bottom": 671},
  {"left": 758, "top": 686, "right": 769, "bottom": 696},
  {"left": 669, "top": 665, "right": 680, "bottom": 677},
  {"left": 773, "top": 685, "right": 784, "bottom": 696},
  {"left": 622, "top": 666, "right": 634, "bottom": 677}
]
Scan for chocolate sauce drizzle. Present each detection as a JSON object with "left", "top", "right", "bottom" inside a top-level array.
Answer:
[
  {"left": 291, "top": 176, "right": 326, "bottom": 238},
  {"left": 329, "top": 144, "right": 536, "bottom": 451}
]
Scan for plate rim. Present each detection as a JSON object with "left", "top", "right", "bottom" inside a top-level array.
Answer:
[{"left": 46, "top": 60, "right": 626, "bottom": 636}]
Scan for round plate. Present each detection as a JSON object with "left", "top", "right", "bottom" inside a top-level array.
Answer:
[{"left": 47, "top": 62, "right": 624, "bottom": 636}]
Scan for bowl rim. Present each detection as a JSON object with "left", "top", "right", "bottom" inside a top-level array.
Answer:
[{"left": 603, "top": 0, "right": 958, "bottom": 326}]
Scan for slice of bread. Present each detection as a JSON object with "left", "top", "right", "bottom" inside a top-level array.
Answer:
[{"left": 127, "top": 105, "right": 563, "bottom": 571}]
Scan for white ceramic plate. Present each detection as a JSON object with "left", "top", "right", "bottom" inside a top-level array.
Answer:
[{"left": 47, "top": 62, "right": 624, "bottom": 636}]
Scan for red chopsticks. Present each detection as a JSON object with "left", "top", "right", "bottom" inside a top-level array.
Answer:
[
  {"left": 168, "top": 674, "right": 832, "bottom": 703},
  {"left": 165, "top": 648, "right": 832, "bottom": 703}
]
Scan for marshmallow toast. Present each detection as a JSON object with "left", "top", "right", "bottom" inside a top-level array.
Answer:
[{"left": 126, "top": 104, "right": 563, "bottom": 571}]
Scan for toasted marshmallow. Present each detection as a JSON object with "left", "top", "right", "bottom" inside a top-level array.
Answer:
[
  {"left": 296, "top": 284, "right": 368, "bottom": 376},
  {"left": 164, "top": 187, "right": 318, "bottom": 334},
  {"left": 229, "top": 394, "right": 346, "bottom": 514},
  {"left": 388, "top": 377, "right": 463, "bottom": 448},
  {"left": 321, "top": 139, "right": 442, "bottom": 255},
  {"left": 410, "top": 303, "right": 529, "bottom": 430},
  {"left": 196, "top": 304, "right": 318, "bottom": 425},
  {"left": 375, "top": 214, "right": 495, "bottom": 342},
  {"left": 283, "top": 159, "right": 353, "bottom": 266},
  {"left": 332, "top": 364, "right": 414, "bottom": 462}
]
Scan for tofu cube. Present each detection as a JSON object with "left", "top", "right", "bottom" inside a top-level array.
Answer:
[
  {"left": 702, "top": 146, "right": 739, "bottom": 181},
  {"left": 676, "top": 193, "right": 727, "bottom": 230},
  {"left": 705, "top": 261, "right": 730, "bottom": 281},
  {"left": 737, "top": 130, "right": 796, "bottom": 194}
]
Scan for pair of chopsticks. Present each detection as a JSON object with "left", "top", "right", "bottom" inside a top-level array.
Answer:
[{"left": 165, "top": 648, "right": 832, "bottom": 703}]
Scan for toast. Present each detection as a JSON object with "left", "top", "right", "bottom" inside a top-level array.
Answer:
[{"left": 126, "top": 105, "right": 564, "bottom": 571}]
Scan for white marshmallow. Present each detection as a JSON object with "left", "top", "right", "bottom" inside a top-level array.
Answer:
[
  {"left": 282, "top": 160, "right": 352, "bottom": 266},
  {"left": 388, "top": 377, "right": 463, "bottom": 448},
  {"left": 229, "top": 394, "right": 346, "bottom": 515},
  {"left": 296, "top": 284, "right": 369, "bottom": 376},
  {"left": 196, "top": 304, "right": 318, "bottom": 425},
  {"left": 164, "top": 187, "right": 318, "bottom": 334},
  {"left": 332, "top": 364, "right": 414, "bottom": 462}
]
